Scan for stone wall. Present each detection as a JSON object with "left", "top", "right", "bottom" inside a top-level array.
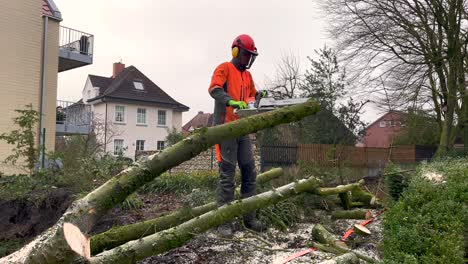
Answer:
[{"left": 137, "top": 145, "right": 261, "bottom": 173}]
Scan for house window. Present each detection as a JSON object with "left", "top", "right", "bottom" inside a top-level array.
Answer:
[
  {"left": 136, "top": 140, "right": 145, "bottom": 151},
  {"left": 114, "top": 139, "right": 124, "bottom": 155},
  {"left": 379, "top": 121, "right": 386, "bottom": 127},
  {"left": 115, "top": 105, "right": 125, "bottom": 122},
  {"left": 157, "top": 141, "right": 165, "bottom": 150},
  {"left": 134, "top": 81, "right": 144, "bottom": 90},
  {"left": 137, "top": 108, "right": 147, "bottom": 124},
  {"left": 158, "top": 110, "right": 166, "bottom": 126}
]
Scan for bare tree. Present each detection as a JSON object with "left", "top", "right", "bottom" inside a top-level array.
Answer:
[
  {"left": 265, "top": 51, "right": 303, "bottom": 99},
  {"left": 322, "top": 0, "right": 468, "bottom": 155}
]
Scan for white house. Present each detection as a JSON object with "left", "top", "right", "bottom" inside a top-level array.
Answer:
[{"left": 82, "top": 62, "right": 189, "bottom": 160}]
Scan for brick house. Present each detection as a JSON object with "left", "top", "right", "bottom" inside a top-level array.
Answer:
[
  {"left": 359, "top": 111, "right": 405, "bottom": 148},
  {"left": 182, "top": 111, "right": 213, "bottom": 135}
]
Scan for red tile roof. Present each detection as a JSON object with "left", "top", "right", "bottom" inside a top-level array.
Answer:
[
  {"left": 42, "top": 0, "right": 53, "bottom": 17},
  {"left": 182, "top": 112, "right": 213, "bottom": 132},
  {"left": 42, "top": 0, "right": 61, "bottom": 20}
]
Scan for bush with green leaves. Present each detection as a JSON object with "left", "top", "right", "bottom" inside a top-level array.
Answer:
[
  {"left": 384, "top": 162, "right": 410, "bottom": 201},
  {"left": 0, "top": 104, "right": 40, "bottom": 175},
  {"left": 383, "top": 158, "right": 467, "bottom": 263}
]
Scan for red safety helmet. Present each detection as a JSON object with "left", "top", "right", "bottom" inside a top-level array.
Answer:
[
  {"left": 232, "top": 34, "right": 258, "bottom": 56},
  {"left": 231, "top": 34, "right": 258, "bottom": 69}
]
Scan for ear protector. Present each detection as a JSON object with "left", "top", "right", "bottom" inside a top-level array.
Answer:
[{"left": 232, "top": 46, "right": 240, "bottom": 58}]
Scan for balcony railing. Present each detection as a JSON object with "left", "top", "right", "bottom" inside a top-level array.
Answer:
[
  {"left": 56, "top": 100, "right": 92, "bottom": 135},
  {"left": 59, "top": 26, "right": 94, "bottom": 72},
  {"left": 59, "top": 26, "right": 94, "bottom": 56}
]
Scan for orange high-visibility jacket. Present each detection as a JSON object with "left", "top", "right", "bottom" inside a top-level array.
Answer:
[{"left": 209, "top": 62, "right": 257, "bottom": 124}]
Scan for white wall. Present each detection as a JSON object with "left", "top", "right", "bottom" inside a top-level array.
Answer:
[
  {"left": 172, "top": 112, "right": 182, "bottom": 131},
  {"left": 91, "top": 102, "right": 184, "bottom": 160},
  {"left": 82, "top": 77, "right": 100, "bottom": 103}
]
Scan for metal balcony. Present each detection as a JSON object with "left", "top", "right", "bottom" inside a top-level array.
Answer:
[
  {"left": 58, "top": 26, "right": 94, "bottom": 72},
  {"left": 56, "top": 100, "right": 92, "bottom": 135}
]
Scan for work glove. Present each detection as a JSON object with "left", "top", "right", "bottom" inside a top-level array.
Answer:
[
  {"left": 228, "top": 100, "right": 247, "bottom": 109},
  {"left": 257, "top": 90, "right": 268, "bottom": 98},
  {"left": 254, "top": 90, "right": 268, "bottom": 108}
]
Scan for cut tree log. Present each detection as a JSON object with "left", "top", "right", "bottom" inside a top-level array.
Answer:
[
  {"left": 312, "top": 223, "right": 340, "bottom": 246},
  {"left": 351, "top": 188, "right": 380, "bottom": 207},
  {"left": 318, "top": 252, "right": 359, "bottom": 264},
  {"left": 90, "top": 167, "right": 284, "bottom": 254},
  {"left": 315, "top": 180, "right": 364, "bottom": 196},
  {"left": 331, "top": 209, "right": 372, "bottom": 220},
  {"left": 311, "top": 224, "right": 377, "bottom": 263},
  {"left": 86, "top": 176, "right": 324, "bottom": 263},
  {"left": 338, "top": 192, "right": 352, "bottom": 210},
  {"left": 91, "top": 171, "right": 363, "bottom": 255},
  {"left": 353, "top": 224, "right": 371, "bottom": 236},
  {"left": 2, "top": 100, "right": 319, "bottom": 264}
]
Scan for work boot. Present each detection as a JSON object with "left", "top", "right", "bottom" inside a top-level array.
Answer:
[
  {"left": 217, "top": 222, "right": 234, "bottom": 238},
  {"left": 243, "top": 212, "right": 266, "bottom": 232}
]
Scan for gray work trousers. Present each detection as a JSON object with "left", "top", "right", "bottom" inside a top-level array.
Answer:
[{"left": 216, "top": 135, "right": 257, "bottom": 206}]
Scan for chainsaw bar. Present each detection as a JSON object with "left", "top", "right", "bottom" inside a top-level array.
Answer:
[{"left": 235, "top": 97, "right": 310, "bottom": 117}]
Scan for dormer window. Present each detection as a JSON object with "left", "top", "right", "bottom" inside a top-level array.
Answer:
[{"left": 134, "top": 81, "right": 144, "bottom": 90}]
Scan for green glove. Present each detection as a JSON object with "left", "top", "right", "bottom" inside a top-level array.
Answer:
[
  {"left": 258, "top": 90, "right": 268, "bottom": 98},
  {"left": 228, "top": 100, "right": 247, "bottom": 109}
]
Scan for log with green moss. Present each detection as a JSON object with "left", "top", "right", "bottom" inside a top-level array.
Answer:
[
  {"left": 339, "top": 192, "right": 352, "bottom": 210},
  {"left": 90, "top": 167, "right": 284, "bottom": 254},
  {"left": 90, "top": 169, "right": 363, "bottom": 255},
  {"left": 2, "top": 100, "right": 319, "bottom": 264},
  {"left": 331, "top": 209, "right": 371, "bottom": 220},
  {"left": 350, "top": 188, "right": 380, "bottom": 207},
  {"left": 311, "top": 224, "right": 377, "bottom": 263},
  {"left": 318, "top": 252, "right": 359, "bottom": 264},
  {"left": 314, "top": 180, "right": 363, "bottom": 196},
  {"left": 86, "top": 176, "right": 323, "bottom": 263}
]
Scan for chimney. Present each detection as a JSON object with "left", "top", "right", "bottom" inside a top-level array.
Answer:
[
  {"left": 198, "top": 111, "right": 204, "bottom": 114},
  {"left": 112, "top": 62, "right": 125, "bottom": 78}
]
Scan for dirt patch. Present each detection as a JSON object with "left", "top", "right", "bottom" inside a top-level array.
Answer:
[
  {"left": 0, "top": 188, "right": 72, "bottom": 240},
  {"left": 91, "top": 193, "right": 182, "bottom": 235}
]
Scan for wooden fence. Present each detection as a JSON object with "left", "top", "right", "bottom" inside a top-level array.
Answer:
[{"left": 261, "top": 144, "right": 436, "bottom": 169}]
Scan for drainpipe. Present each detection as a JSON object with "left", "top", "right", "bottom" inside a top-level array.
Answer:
[
  {"left": 39, "top": 16, "right": 49, "bottom": 169},
  {"left": 104, "top": 102, "right": 108, "bottom": 152}
]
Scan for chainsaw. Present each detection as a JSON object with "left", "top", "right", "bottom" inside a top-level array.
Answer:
[{"left": 234, "top": 94, "right": 310, "bottom": 118}]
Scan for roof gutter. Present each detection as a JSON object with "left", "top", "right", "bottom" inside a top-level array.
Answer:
[{"left": 45, "top": 0, "right": 63, "bottom": 21}]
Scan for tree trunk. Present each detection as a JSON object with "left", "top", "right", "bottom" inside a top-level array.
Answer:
[
  {"left": 2, "top": 100, "right": 320, "bottom": 264},
  {"left": 88, "top": 176, "right": 324, "bottom": 263},
  {"left": 318, "top": 252, "right": 359, "bottom": 264},
  {"left": 331, "top": 209, "right": 371, "bottom": 220},
  {"left": 90, "top": 168, "right": 284, "bottom": 254}
]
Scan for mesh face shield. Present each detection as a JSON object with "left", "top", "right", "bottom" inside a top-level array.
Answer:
[{"left": 239, "top": 47, "right": 258, "bottom": 69}]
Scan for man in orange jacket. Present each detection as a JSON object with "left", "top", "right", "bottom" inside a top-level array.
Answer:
[{"left": 208, "top": 34, "right": 267, "bottom": 237}]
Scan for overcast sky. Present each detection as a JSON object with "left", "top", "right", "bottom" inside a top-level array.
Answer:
[{"left": 55, "top": 0, "right": 381, "bottom": 124}]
